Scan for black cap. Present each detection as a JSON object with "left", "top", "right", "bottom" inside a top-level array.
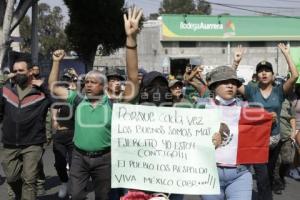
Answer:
[
  {"left": 138, "top": 68, "right": 147, "bottom": 76},
  {"left": 256, "top": 61, "right": 273, "bottom": 73},
  {"left": 142, "top": 71, "right": 168, "bottom": 88},
  {"left": 106, "top": 68, "right": 125, "bottom": 81}
]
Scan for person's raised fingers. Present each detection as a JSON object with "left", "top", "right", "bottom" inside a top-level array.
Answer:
[
  {"left": 132, "top": 6, "right": 137, "bottom": 19},
  {"left": 136, "top": 9, "right": 143, "bottom": 22},
  {"left": 128, "top": 7, "right": 132, "bottom": 20},
  {"left": 123, "top": 13, "right": 128, "bottom": 23}
]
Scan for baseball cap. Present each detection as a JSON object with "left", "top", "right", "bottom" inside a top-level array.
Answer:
[
  {"left": 168, "top": 79, "right": 183, "bottom": 88},
  {"left": 106, "top": 68, "right": 125, "bottom": 81},
  {"left": 142, "top": 71, "right": 168, "bottom": 88},
  {"left": 256, "top": 61, "right": 273, "bottom": 73}
]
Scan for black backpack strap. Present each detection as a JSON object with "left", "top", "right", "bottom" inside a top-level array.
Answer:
[
  {"left": 107, "top": 98, "right": 113, "bottom": 108},
  {"left": 73, "top": 95, "right": 84, "bottom": 109}
]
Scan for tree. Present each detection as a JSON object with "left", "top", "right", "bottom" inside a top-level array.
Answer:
[
  {"left": 19, "top": 15, "right": 31, "bottom": 52},
  {"left": 19, "top": 3, "right": 68, "bottom": 57},
  {"left": 63, "top": 0, "right": 127, "bottom": 70},
  {"left": 0, "top": 0, "right": 34, "bottom": 68},
  {"left": 159, "top": 0, "right": 211, "bottom": 15},
  {"left": 37, "top": 3, "right": 68, "bottom": 56},
  {"left": 196, "top": 0, "right": 211, "bottom": 15},
  {"left": 159, "top": 0, "right": 195, "bottom": 14}
]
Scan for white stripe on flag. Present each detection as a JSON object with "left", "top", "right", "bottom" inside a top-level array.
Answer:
[{"left": 215, "top": 107, "right": 241, "bottom": 165}]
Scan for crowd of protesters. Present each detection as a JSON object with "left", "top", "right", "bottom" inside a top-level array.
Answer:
[{"left": 1, "top": 6, "right": 300, "bottom": 200}]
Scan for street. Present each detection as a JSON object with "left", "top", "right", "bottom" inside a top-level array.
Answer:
[{"left": 1, "top": 143, "right": 300, "bottom": 200}]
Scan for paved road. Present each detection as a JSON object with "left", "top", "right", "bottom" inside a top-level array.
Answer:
[{"left": 1, "top": 144, "right": 300, "bottom": 200}]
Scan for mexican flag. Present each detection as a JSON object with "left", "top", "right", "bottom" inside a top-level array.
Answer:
[{"left": 215, "top": 106, "right": 273, "bottom": 165}]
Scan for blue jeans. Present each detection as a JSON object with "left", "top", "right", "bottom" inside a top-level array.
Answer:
[{"left": 202, "top": 166, "right": 252, "bottom": 200}]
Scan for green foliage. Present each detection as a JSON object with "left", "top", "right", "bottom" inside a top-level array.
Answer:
[
  {"left": 159, "top": 0, "right": 195, "bottom": 14},
  {"left": 38, "top": 3, "right": 68, "bottom": 56},
  {"left": 19, "top": 15, "right": 31, "bottom": 52},
  {"left": 63, "top": 0, "right": 126, "bottom": 68},
  {"left": 196, "top": 0, "right": 211, "bottom": 15},
  {"left": 159, "top": 0, "right": 211, "bottom": 15},
  {"left": 19, "top": 3, "right": 68, "bottom": 56}
]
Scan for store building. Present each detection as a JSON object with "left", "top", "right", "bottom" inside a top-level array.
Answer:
[{"left": 94, "top": 15, "right": 300, "bottom": 83}]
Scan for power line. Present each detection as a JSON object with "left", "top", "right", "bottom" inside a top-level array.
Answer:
[
  {"left": 209, "top": 2, "right": 300, "bottom": 18},
  {"left": 212, "top": 8, "right": 234, "bottom": 13},
  {"left": 126, "top": 0, "right": 160, "bottom": 7},
  {"left": 139, "top": 0, "right": 161, "bottom": 6},
  {"left": 216, "top": 3, "right": 300, "bottom": 10},
  {"left": 126, "top": 0, "right": 300, "bottom": 18},
  {"left": 145, "top": 0, "right": 300, "bottom": 7},
  {"left": 272, "top": 0, "right": 300, "bottom": 3}
]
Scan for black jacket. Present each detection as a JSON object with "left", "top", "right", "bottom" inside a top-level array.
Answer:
[{"left": 0, "top": 83, "right": 51, "bottom": 146}]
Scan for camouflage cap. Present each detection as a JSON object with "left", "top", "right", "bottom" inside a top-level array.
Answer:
[
  {"left": 106, "top": 67, "right": 125, "bottom": 81},
  {"left": 207, "top": 65, "right": 242, "bottom": 90}
]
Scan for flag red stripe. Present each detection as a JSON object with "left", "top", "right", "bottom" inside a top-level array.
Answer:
[{"left": 237, "top": 108, "right": 272, "bottom": 164}]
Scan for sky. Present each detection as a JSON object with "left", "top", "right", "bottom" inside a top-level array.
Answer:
[{"left": 43, "top": 0, "right": 300, "bottom": 18}]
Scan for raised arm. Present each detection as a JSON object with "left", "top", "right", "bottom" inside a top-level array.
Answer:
[
  {"left": 232, "top": 45, "right": 246, "bottom": 96},
  {"left": 279, "top": 43, "right": 299, "bottom": 94},
  {"left": 183, "top": 65, "right": 191, "bottom": 82},
  {"left": 188, "top": 80, "right": 202, "bottom": 95},
  {"left": 50, "top": 107, "right": 59, "bottom": 130},
  {"left": 48, "top": 50, "right": 68, "bottom": 100},
  {"left": 0, "top": 89, "right": 4, "bottom": 123},
  {"left": 122, "top": 7, "right": 143, "bottom": 102},
  {"left": 186, "top": 66, "right": 204, "bottom": 81},
  {"left": 232, "top": 45, "right": 245, "bottom": 70}
]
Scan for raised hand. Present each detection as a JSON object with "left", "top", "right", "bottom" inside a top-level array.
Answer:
[
  {"left": 185, "top": 66, "right": 191, "bottom": 73},
  {"left": 68, "top": 68, "right": 78, "bottom": 77},
  {"left": 52, "top": 49, "right": 65, "bottom": 62},
  {"left": 278, "top": 43, "right": 289, "bottom": 55},
  {"left": 196, "top": 65, "right": 204, "bottom": 73},
  {"left": 270, "top": 111, "right": 277, "bottom": 123},
  {"left": 233, "top": 45, "right": 245, "bottom": 63},
  {"left": 123, "top": 7, "right": 143, "bottom": 37},
  {"left": 291, "top": 130, "right": 299, "bottom": 140},
  {"left": 32, "top": 79, "right": 44, "bottom": 87},
  {"left": 7, "top": 73, "right": 16, "bottom": 79}
]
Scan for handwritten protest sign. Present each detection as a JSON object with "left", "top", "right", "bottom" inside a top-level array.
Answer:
[{"left": 111, "top": 104, "right": 221, "bottom": 195}]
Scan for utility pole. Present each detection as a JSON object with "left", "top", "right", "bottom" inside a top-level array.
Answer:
[
  {"left": 31, "top": 0, "right": 38, "bottom": 65},
  {"left": 276, "top": 47, "right": 279, "bottom": 76}
]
